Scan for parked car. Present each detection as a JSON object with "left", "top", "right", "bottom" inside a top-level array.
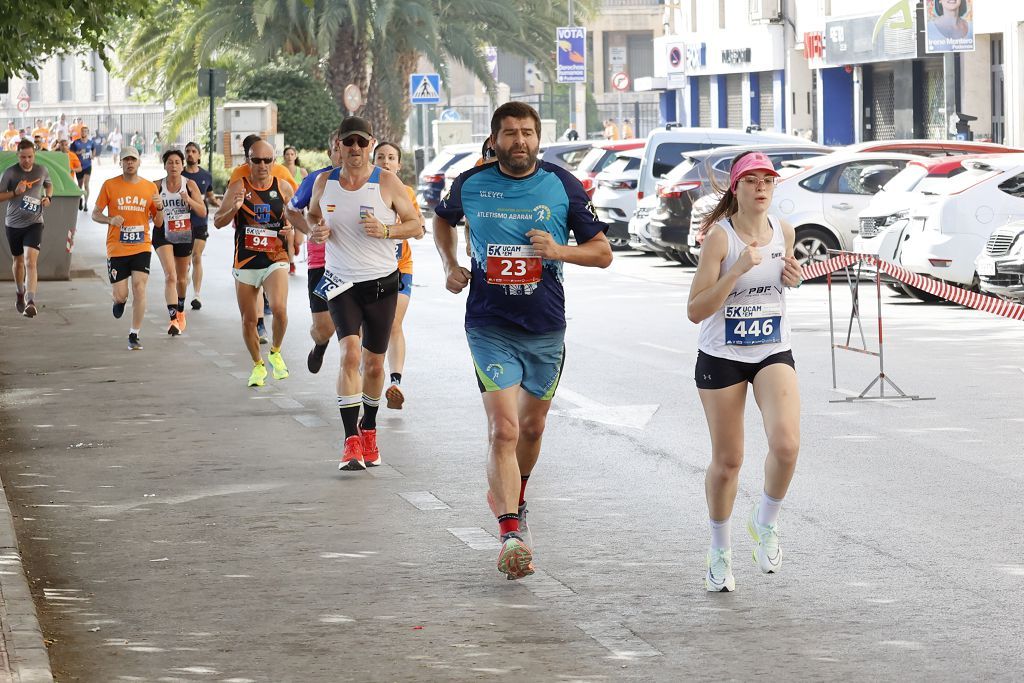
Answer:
[
  {"left": 840, "top": 139, "right": 1022, "bottom": 157},
  {"left": 417, "top": 143, "right": 477, "bottom": 213},
  {"left": 628, "top": 194, "right": 662, "bottom": 254},
  {"left": 975, "top": 220, "right": 1024, "bottom": 301},
  {"left": 539, "top": 141, "right": 593, "bottom": 171},
  {"left": 573, "top": 139, "right": 646, "bottom": 197},
  {"left": 635, "top": 125, "right": 814, "bottom": 204},
  {"left": 900, "top": 154, "right": 1024, "bottom": 296},
  {"left": 648, "top": 143, "right": 831, "bottom": 259},
  {"left": 592, "top": 149, "right": 642, "bottom": 249}
]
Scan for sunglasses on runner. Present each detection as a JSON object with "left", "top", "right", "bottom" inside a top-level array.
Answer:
[
  {"left": 341, "top": 136, "right": 371, "bottom": 148},
  {"left": 248, "top": 157, "right": 274, "bottom": 164}
]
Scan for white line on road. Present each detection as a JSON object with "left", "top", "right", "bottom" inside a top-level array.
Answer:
[
  {"left": 367, "top": 464, "right": 404, "bottom": 479},
  {"left": 271, "top": 396, "right": 304, "bottom": 410},
  {"left": 293, "top": 414, "right": 328, "bottom": 428},
  {"left": 212, "top": 359, "right": 235, "bottom": 369},
  {"left": 576, "top": 620, "right": 661, "bottom": 659},
  {"left": 552, "top": 387, "right": 659, "bottom": 431},
  {"left": 522, "top": 569, "right": 575, "bottom": 599},
  {"left": 447, "top": 527, "right": 501, "bottom": 551},
  {"left": 196, "top": 348, "right": 219, "bottom": 357},
  {"left": 399, "top": 491, "right": 450, "bottom": 511},
  {"left": 639, "top": 342, "right": 684, "bottom": 355}
]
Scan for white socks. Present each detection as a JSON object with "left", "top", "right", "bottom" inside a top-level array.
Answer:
[
  {"left": 709, "top": 518, "right": 731, "bottom": 551},
  {"left": 757, "top": 491, "right": 784, "bottom": 527}
]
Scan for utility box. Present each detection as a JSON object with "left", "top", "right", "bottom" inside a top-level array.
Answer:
[
  {"left": 218, "top": 101, "right": 281, "bottom": 167},
  {"left": 540, "top": 119, "right": 557, "bottom": 144},
  {"left": 0, "top": 151, "right": 81, "bottom": 281},
  {"left": 432, "top": 120, "right": 473, "bottom": 153}
]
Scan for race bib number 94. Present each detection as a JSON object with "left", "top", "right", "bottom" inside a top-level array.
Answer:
[
  {"left": 244, "top": 226, "right": 277, "bottom": 252},
  {"left": 486, "top": 244, "right": 542, "bottom": 286},
  {"left": 725, "top": 303, "right": 782, "bottom": 346}
]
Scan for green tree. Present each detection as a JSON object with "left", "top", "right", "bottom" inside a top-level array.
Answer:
[
  {"left": 0, "top": 0, "right": 151, "bottom": 79},
  {"left": 235, "top": 58, "right": 341, "bottom": 150}
]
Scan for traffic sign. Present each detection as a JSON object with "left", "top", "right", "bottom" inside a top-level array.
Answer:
[
  {"left": 439, "top": 109, "right": 461, "bottom": 122},
  {"left": 343, "top": 84, "right": 362, "bottom": 112},
  {"left": 410, "top": 73, "right": 441, "bottom": 104},
  {"left": 197, "top": 68, "right": 226, "bottom": 97},
  {"left": 16, "top": 97, "right": 29, "bottom": 113},
  {"left": 611, "top": 72, "right": 630, "bottom": 92},
  {"left": 556, "top": 27, "right": 586, "bottom": 83}
]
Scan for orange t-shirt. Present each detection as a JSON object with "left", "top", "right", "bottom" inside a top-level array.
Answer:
[
  {"left": 66, "top": 152, "right": 82, "bottom": 175},
  {"left": 95, "top": 176, "right": 160, "bottom": 257},
  {"left": 69, "top": 123, "right": 83, "bottom": 141},
  {"left": 2, "top": 129, "right": 18, "bottom": 145},
  {"left": 32, "top": 127, "right": 50, "bottom": 145},
  {"left": 229, "top": 163, "right": 298, "bottom": 191},
  {"left": 395, "top": 185, "right": 421, "bottom": 274}
]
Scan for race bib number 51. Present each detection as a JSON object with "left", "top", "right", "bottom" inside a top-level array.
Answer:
[
  {"left": 486, "top": 244, "right": 542, "bottom": 286},
  {"left": 244, "top": 226, "right": 278, "bottom": 252},
  {"left": 725, "top": 303, "right": 782, "bottom": 346}
]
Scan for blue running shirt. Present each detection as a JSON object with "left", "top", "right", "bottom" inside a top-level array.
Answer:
[{"left": 435, "top": 161, "right": 607, "bottom": 333}]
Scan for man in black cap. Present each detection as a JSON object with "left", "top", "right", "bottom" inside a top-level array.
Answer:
[{"left": 305, "top": 116, "right": 422, "bottom": 472}]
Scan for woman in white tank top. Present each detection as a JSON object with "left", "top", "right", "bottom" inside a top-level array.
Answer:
[{"left": 686, "top": 151, "right": 803, "bottom": 593}]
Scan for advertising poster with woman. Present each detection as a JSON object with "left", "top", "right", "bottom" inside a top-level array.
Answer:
[{"left": 926, "top": 0, "right": 975, "bottom": 53}]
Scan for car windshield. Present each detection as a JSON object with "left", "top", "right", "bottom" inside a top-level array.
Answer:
[
  {"left": 882, "top": 165, "right": 928, "bottom": 193},
  {"left": 601, "top": 156, "right": 639, "bottom": 177},
  {"left": 577, "top": 147, "right": 611, "bottom": 174},
  {"left": 663, "top": 157, "right": 701, "bottom": 182},
  {"left": 421, "top": 150, "right": 461, "bottom": 175}
]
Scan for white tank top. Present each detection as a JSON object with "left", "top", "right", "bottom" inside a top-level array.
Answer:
[
  {"left": 697, "top": 215, "right": 791, "bottom": 362},
  {"left": 319, "top": 166, "right": 398, "bottom": 283},
  {"left": 158, "top": 177, "right": 190, "bottom": 223}
]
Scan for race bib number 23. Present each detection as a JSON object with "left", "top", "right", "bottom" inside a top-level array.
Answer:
[
  {"left": 486, "top": 244, "right": 542, "bottom": 286},
  {"left": 725, "top": 303, "right": 782, "bottom": 346}
]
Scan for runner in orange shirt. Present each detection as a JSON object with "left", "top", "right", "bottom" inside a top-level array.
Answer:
[
  {"left": 2, "top": 121, "right": 18, "bottom": 149},
  {"left": 56, "top": 139, "right": 82, "bottom": 178},
  {"left": 372, "top": 142, "right": 425, "bottom": 410},
  {"left": 91, "top": 147, "right": 165, "bottom": 350},
  {"left": 31, "top": 119, "right": 50, "bottom": 148}
]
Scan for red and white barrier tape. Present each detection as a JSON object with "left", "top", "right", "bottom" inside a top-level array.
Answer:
[{"left": 799, "top": 252, "right": 1024, "bottom": 322}]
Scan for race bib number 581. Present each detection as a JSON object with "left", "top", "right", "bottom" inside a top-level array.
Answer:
[
  {"left": 725, "top": 303, "right": 782, "bottom": 346},
  {"left": 486, "top": 244, "right": 542, "bottom": 285}
]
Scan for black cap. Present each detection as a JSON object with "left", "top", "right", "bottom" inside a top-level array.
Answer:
[{"left": 338, "top": 116, "right": 373, "bottom": 140}]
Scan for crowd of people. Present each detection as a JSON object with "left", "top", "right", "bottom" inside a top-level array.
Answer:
[{"left": 1, "top": 104, "right": 804, "bottom": 591}]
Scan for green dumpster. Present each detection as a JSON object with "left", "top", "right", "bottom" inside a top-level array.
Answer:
[{"left": 0, "top": 151, "right": 82, "bottom": 281}]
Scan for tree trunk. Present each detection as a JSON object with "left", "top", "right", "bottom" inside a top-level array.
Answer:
[
  {"left": 362, "top": 48, "right": 419, "bottom": 145},
  {"left": 325, "top": 23, "right": 369, "bottom": 122}
]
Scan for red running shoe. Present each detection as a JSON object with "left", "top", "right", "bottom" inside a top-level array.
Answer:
[
  {"left": 339, "top": 435, "right": 365, "bottom": 471},
  {"left": 360, "top": 428, "right": 381, "bottom": 467}
]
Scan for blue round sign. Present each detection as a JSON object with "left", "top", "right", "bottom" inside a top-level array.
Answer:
[{"left": 440, "top": 109, "right": 461, "bottom": 122}]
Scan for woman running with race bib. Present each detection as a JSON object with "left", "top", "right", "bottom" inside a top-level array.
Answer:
[{"left": 686, "top": 151, "right": 803, "bottom": 593}]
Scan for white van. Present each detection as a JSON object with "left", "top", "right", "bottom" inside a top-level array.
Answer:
[{"left": 636, "top": 125, "right": 813, "bottom": 201}]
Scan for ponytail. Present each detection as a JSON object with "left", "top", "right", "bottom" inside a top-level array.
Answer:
[{"left": 699, "top": 150, "right": 755, "bottom": 236}]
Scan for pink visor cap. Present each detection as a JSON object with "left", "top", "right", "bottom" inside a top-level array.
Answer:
[{"left": 730, "top": 152, "right": 780, "bottom": 191}]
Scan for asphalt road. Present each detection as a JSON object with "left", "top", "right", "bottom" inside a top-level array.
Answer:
[{"left": 1, "top": 162, "right": 1023, "bottom": 681}]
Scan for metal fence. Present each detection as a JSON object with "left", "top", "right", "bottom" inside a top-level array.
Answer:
[
  {"left": 4, "top": 111, "right": 204, "bottom": 154},
  {"left": 593, "top": 100, "right": 661, "bottom": 139}
]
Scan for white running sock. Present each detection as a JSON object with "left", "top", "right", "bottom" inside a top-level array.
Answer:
[
  {"left": 757, "top": 492, "right": 784, "bottom": 527},
  {"left": 709, "top": 518, "right": 731, "bottom": 551},
  {"left": 129, "top": 328, "right": 140, "bottom": 336}
]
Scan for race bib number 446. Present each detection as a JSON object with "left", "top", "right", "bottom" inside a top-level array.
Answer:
[
  {"left": 725, "top": 303, "right": 782, "bottom": 346},
  {"left": 486, "top": 244, "right": 542, "bottom": 285},
  {"left": 244, "top": 226, "right": 278, "bottom": 252}
]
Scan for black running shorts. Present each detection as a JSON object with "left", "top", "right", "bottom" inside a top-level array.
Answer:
[
  {"left": 307, "top": 266, "right": 329, "bottom": 314},
  {"left": 5, "top": 224, "right": 43, "bottom": 256},
  {"left": 152, "top": 227, "right": 194, "bottom": 257},
  {"left": 107, "top": 251, "right": 152, "bottom": 283},
  {"left": 695, "top": 349, "right": 796, "bottom": 390},
  {"left": 327, "top": 269, "right": 400, "bottom": 354}
]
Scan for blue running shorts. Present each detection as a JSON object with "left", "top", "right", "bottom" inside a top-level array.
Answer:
[{"left": 466, "top": 325, "right": 566, "bottom": 400}]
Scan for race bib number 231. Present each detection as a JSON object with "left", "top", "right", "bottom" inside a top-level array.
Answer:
[{"left": 486, "top": 244, "right": 542, "bottom": 286}]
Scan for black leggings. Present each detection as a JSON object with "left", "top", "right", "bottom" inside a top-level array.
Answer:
[{"left": 327, "top": 270, "right": 400, "bottom": 354}]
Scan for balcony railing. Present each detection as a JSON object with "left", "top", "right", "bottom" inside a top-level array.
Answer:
[{"left": 602, "top": 0, "right": 663, "bottom": 8}]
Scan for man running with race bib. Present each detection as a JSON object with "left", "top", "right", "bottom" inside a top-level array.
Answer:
[
  {"left": 433, "top": 102, "right": 612, "bottom": 580},
  {"left": 307, "top": 117, "right": 421, "bottom": 472}
]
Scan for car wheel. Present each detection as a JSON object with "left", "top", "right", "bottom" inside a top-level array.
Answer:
[
  {"left": 684, "top": 250, "right": 700, "bottom": 267},
  {"left": 658, "top": 251, "right": 675, "bottom": 262},
  {"left": 794, "top": 227, "right": 839, "bottom": 278},
  {"left": 667, "top": 249, "right": 691, "bottom": 265},
  {"left": 886, "top": 283, "right": 907, "bottom": 295},
  {"left": 901, "top": 284, "right": 943, "bottom": 302},
  {"left": 608, "top": 237, "right": 631, "bottom": 251}
]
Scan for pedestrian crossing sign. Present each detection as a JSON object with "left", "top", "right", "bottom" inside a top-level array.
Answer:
[{"left": 410, "top": 73, "right": 441, "bottom": 104}]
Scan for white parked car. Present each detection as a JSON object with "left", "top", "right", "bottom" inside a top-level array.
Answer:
[
  {"left": 592, "top": 149, "right": 642, "bottom": 249},
  {"left": 771, "top": 152, "right": 918, "bottom": 264},
  {"left": 628, "top": 194, "right": 661, "bottom": 253},
  {"left": 975, "top": 221, "right": 1024, "bottom": 301},
  {"left": 900, "top": 154, "right": 1024, "bottom": 292}
]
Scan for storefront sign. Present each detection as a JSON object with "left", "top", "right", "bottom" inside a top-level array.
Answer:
[
  {"left": 721, "top": 48, "right": 752, "bottom": 65},
  {"left": 824, "top": 11, "right": 918, "bottom": 66},
  {"left": 925, "top": 0, "right": 975, "bottom": 53},
  {"left": 686, "top": 43, "right": 706, "bottom": 71},
  {"left": 803, "top": 31, "right": 826, "bottom": 67}
]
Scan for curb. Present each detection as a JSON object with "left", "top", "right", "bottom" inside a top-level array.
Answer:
[{"left": 0, "top": 478, "right": 54, "bottom": 683}]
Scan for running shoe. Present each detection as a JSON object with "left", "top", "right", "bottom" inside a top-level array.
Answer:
[
  {"left": 268, "top": 351, "right": 289, "bottom": 380},
  {"left": 705, "top": 548, "right": 735, "bottom": 592},
  {"left": 256, "top": 320, "right": 269, "bottom": 344},
  {"left": 518, "top": 502, "right": 533, "bottom": 550},
  {"left": 167, "top": 317, "right": 181, "bottom": 336},
  {"left": 23, "top": 300, "right": 37, "bottom": 318},
  {"left": 289, "top": 262, "right": 296, "bottom": 276},
  {"left": 360, "top": 428, "right": 381, "bottom": 467},
  {"left": 247, "top": 362, "right": 267, "bottom": 387},
  {"left": 307, "top": 343, "right": 328, "bottom": 374},
  {"left": 190, "top": 296, "right": 202, "bottom": 311},
  {"left": 15, "top": 291, "right": 25, "bottom": 314},
  {"left": 112, "top": 300, "right": 126, "bottom": 319},
  {"left": 176, "top": 310, "right": 187, "bottom": 333},
  {"left": 339, "top": 435, "right": 365, "bottom": 471},
  {"left": 496, "top": 534, "right": 534, "bottom": 580},
  {"left": 747, "top": 504, "right": 782, "bottom": 574},
  {"left": 127, "top": 333, "right": 143, "bottom": 351},
  {"left": 385, "top": 383, "right": 405, "bottom": 410}
]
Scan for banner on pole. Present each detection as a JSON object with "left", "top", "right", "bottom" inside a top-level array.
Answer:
[{"left": 556, "top": 27, "right": 586, "bottom": 84}]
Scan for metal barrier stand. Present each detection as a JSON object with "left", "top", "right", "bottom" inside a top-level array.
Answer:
[{"left": 826, "top": 251, "right": 933, "bottom": 402}]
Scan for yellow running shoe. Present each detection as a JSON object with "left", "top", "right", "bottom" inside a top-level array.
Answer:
[
  {"left": 248, "top": 362, "right": 268, "bottom": 387},
  {"left": 268, "top": 351, "right": 289, "bottom": 380}
]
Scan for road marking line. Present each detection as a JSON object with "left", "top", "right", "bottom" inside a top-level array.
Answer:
[
  {"left": 293, "top": 414, "right": 328, "bottom": 428},
  {"left": 576, "top": 620, "right": 661, "bottom": 659},
  {"left": 448, "top": 527, "right": 501, "bottom": 551},
  {"left": 196, "top": 348, "right": 219, "bottom": 357},
  {"left": 271, "top": 396, "right": 304, "bottom": 410},
  {"left": 399, "top": 491, "right": 450, "bottom": 510},
  {"left": 367, "top": 464, "right": 403, "bottom": 479},
  {"left": 639, "top": 342, "right": 684, "bottom": 354},
  {"left": 212, "top": 359, "right": 234, "bottom": 369},
  {"left": 522, "top": 569, "right": 575, "bottom": 598}
]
